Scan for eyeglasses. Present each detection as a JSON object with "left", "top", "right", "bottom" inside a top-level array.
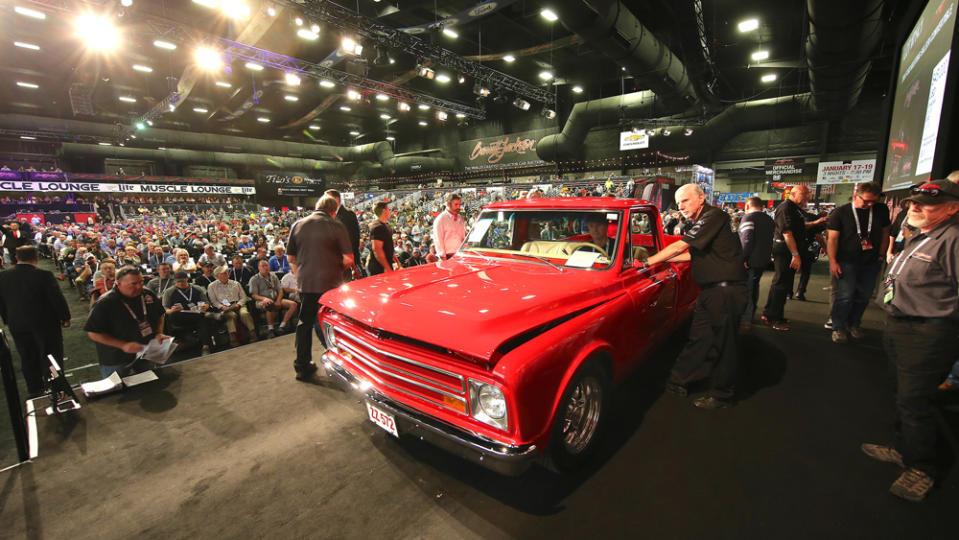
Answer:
[
  {"left": 855, "top": 193, "right": 881, "bottom": 205},
  {"left": 912, "top": 185, "right": 943, "bottom": 196}
]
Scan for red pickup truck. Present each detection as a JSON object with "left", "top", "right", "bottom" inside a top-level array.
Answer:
[{"left": 318, "top": 197, "right": 697, "bottom": 475}]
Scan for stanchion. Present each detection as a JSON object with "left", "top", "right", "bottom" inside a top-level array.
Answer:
[{"left": 0, "top": 329, "right": 29, "bottom": 462}]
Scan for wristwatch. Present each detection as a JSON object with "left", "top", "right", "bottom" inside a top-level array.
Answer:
[{"left": 791, "top": 252, "right": 799, "bottom": 257}]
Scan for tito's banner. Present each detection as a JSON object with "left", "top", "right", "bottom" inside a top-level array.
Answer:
[
  {"left": 459, "top": 129, "right": 553, "bottom": 171},
  {"left": 0, "top": 180, "right": 255, "bottom": 195}
]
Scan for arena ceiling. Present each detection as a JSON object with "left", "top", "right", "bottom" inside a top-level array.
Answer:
[{"left": 0, "top": 0, "right": 912, "bottom": 151}]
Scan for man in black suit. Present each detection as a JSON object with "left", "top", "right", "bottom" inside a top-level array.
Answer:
[
  {"left": 738, "top": 197, "right": 775, "bottom": 328},
  {"left": 325, "top": 189, "right": 361, "bottom": 281},
  {"left": 2, "top": 221, "right": 31, "bottom": 265},
  {"left": 0, "top": 245, "right": 71, "bottom": 396}
]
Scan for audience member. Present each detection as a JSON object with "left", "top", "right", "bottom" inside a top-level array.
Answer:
[
  {"left": 162, "top": 270, "right": 218, "bottom": 356},
  {"left": 249, "top": 259, "right": 296, "bottom": 336},
  {"left": 208, "top": 265, "right": 257, "bottom": 346}
]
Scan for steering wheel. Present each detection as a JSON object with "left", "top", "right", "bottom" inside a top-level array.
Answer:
[{"left": 566, "top": 242, "right": 608, "bottom": 259}]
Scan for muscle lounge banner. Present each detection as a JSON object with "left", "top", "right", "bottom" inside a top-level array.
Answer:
[
  {"left": 0, "top": 180, "right": 255, "bottom": 195},
  {"left": 459, "top": 129, "right": 553, "bottom": 171}
]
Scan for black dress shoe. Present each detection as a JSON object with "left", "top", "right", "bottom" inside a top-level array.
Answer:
[
  {"left": 665, "top": 382, "right": 688, "bottom": 397},
  {"left": 693, "top": 396, "right": 733, "bottom": 409},
  {"left": 295, "top": 363, "right": 319, "bottom": 381},
  {"left": 796, "top": 293, "right": 807, "bottom": 301}
]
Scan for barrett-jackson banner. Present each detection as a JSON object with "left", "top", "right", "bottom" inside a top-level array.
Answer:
[
  {"left": 0, "top": 180, "right": 255, "bottom": 195},
  {"left": 256, "top": 171, "right": 326, "bottom": 197},
  {"left": 459, "top": 129, "right": 554, "bottom": 171}
]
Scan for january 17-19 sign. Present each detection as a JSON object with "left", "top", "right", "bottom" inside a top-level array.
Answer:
[{"left": 816, "top": 159, "right": 876, "bottom": 184}]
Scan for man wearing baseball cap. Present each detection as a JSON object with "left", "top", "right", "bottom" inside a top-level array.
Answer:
[
  {"left": 861, "top": 179, "right": 959, "bottom": 502},
  {"left": 161, "top": 270, "right": 220, "bottom": 356}
]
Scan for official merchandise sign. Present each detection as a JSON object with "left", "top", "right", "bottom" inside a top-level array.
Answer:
[
  {"left": 764, "top": 158, "right": 804, "bottom": 176},
  {"left": 816, "top": 160, "right": 876, "bottom": 184},
  {"left": 619, "top": 131, "right": 649, "bottom": 151},
  {"left": 0, "top": 181, "right": 255, "bottom": 195}
]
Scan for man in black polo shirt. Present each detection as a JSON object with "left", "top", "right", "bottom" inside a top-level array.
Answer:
[
  {"left": 861, "top": 179, "right": 959, "bottom": 502},
  {"left": 826, "top": 181, "right": 889, "bottom": 343},
  {"left": 762, "top": 185, "right": 826, "bottom": 330},
  {"left": 85, "top": 265, "right": 168, "bottom": 378},
  {"left": 644, "top": 184, "right": 747, "bottom": 409}
]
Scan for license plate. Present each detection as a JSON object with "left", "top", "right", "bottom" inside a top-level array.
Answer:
[{"left": 366, "top": 402, "right": 398, "bottom": 438}]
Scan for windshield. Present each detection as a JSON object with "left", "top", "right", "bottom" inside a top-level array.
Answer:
[{"left": 461, "top": 209, "right": 622, "bottom": 269}]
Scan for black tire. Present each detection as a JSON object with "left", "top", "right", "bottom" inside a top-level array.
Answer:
[{"left": 543, "top": 361, "right": 610, "bottom": 473}]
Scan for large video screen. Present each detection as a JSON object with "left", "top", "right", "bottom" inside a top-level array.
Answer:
[{"left": 883, "top": 0, "right": 957, "bottom": 191}]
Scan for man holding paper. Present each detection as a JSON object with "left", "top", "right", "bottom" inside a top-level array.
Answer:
[
  {"left": 162, "top": 270, "right": 219, "bottom": 356},
  {"left": 85, "top": 265, "right": 169, "bottom": 378}
]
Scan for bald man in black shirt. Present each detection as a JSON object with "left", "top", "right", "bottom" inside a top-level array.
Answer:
[{"left": 644, "top": 184, "right": 747, "bottom": 409}]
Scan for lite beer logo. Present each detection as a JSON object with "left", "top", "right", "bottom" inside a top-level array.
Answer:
[{"left": 469, "top": 136, "right": 537, "bottom": 164}]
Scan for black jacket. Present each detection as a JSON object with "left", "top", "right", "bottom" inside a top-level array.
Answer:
[
  {"left": 336, "top": 205, "right": 362, "bottom": 262},
  {"left": 0, "top": 263, "right": 71, "bottom": 332},
  {"left": 738, "top": 211, "right": 776, "bottom": 269}
]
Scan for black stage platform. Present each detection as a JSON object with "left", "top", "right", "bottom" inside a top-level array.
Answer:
[{"left": 1, "top": 265, "right": 957, "bottom": 539}]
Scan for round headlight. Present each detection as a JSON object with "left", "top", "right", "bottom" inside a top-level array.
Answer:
[
  {"left": 322, "top": 322, "right": 336, "bottom": 348},
  {"left": 478, "top": 384, "right": 506, "bottom": 419}
]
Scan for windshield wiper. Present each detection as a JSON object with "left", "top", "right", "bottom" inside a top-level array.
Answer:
[{"left": 507, "top": 252, "right": 565, "bottom": 272}]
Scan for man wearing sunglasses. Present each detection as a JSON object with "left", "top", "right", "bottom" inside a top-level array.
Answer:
[
  {"left": 826, "top": 181, "right": 890, "bottom": 343},
  {"left": 861, "top": 179, "right": 959, "bottom": 502}
]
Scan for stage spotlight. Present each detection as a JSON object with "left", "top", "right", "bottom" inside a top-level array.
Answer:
[
  {"left": 751, "top": 50, "right": 769, "bottom": 61},
  {"left": 215, "top": 81, "right": 232, "bottom": 88},
  {"left": 118, "top": 96, "right": 136, "bottom": 103},
  {"left": 662, "top": 129, "right": 671, "bottom": 136},
  {"left": 512, "top": 98, "right": 531, "bottom": 111},
  {"left": 385, "top": 136, "right": 395, "bottom": 141},
  {"left": 376, "top": 93, "right": 389, "bottom": 101},
  {"left": 193, "top": 107, "right": 209, "bottom": 113},
  {"left": 436, "top": 74, "right": 451, "bottom": 83},
  {"left": 339, "top": 106, "right": 351, "bottom": 111},
  {"left": 319, "top": 80, "right": 335, "bottom": 88},
  {"left": 145, "top": 120, "right": 153, "bottom": 126},
  {"left": 14, "top": 6, "right": 46, "bottom": 19},
  {"left": 135, "top": 122, "right": 145, "bottom": 130},
  {"left": 75, "top": 14, "right": 120, "bottom": 51},
  {"left": 346, "top": 89, "right": 361, "bottom": 100},
  {"left": 341, "top": 37, "right": 363, "bottom": 56},
  {"left": 473, "top": 84, "right": 490, "bottom": 97},
  {"left": 309, "top": 124, "right": 320, "bottom": 130},
  {"left": 455, "top": 113, "right": 466, "bottom": 118},
  {"left": 417, "top": 64, "right": 435, "bottom": 79},
  {"left": 398, "top": 102, "right": 411, "bottom": 112},
  {"left": 541, "top": 107, "right": 557, "bottom": 119},
  {"left": 192, "top": 0, "right": 218, "bottom": 7},
  {"left": 297, "top": 28, "right": 319, "bottom": 40},
  {"left": 503, "top": 54, "right": 515, "bottom": 63},
  {"left": 285, "top": 72, "right": 301, "bottom": 86},
  {"left": 121, "top": 0, "right": 133, "bottom": 7},
  {"left": 349, "top": 130, "right": 360, "bottom": 136},
  {"left": 418, "top": 121, "right": 428, "bottom": 126},
  {"left": 442, "top": 28, "right": 458, "bottom": 39},
  {"left": 257, "top": 117, "right": 270, "bottom": 123},
  {"left": 540, "top": 8, "right": 558, "bottom": 21},
  {"left": 572, "top": 85, "right": 583, "bottom": 93},
  {"left": 380, "top": 114, "right": 391, "bottom": 120},
  {"left": 284, "top": 95, "right": 299, "bottom": 101},
  {"left": 457, "top": 74, "right": 466, "bottom": 84},
  {"left": 267, "top": 6, "right": 276, "bottom": 16},
  {"left": 222, "top": 0, "right": 250, "bottom": 19},
  {"left": 761, "top": 73, "right": 777, "bottom": 83},
  {"left": 418, "top": 104, "right": 430, "bottom": 110},
  {"left": 294, "top": 17, "right": 303, "bottom": 25},
  {"left": 311, "top": 24, "right": 320, "bottom": 33},
  {"left": 195, "top": 47, "right": 223, "bottom": 70},
  {"left": 539, "top": 71, "right": 553, "bottom": 81},
  {"left": 684, "top": 128, "right": 694, "bottom": 136},
  {"left": 245, "top": 62, "right": 264, "bottom": 71},
  {"left": 436, "top": 111, "right": 448, "bottom": 121},
  {"left": 154, "top": 40, "right": 177, "bottom": 50},
  {"left": 738, "top": 18, "right": 759, "bottom": 32}
]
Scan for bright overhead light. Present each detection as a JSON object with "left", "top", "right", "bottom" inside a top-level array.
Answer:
[
  {"left": 398, "top": 102, "right": 411, "bottom": 112},
  {"left": 572, "top": 85, "right": 583, "bottom": 93},
  {"left": 75, "top": 14, "right": 120, "bottom": 51},
  {"left": 215, "top": 81, "right": 232, "bottom": 88},
  {"left": 341, "top": 37, "right": 363, "bottom": 56},
  {"left": 349, "top": 130, "right": 360, "bottom": 136},
  {"left": 436, "top": 111, "right": 448, "bottom": 121},
  {"left": 294, "top": 17, "right": 303, "bottom": 26},
  {"left": 284, "top": 95, "right": 299, "bottom": 101},
  {"left": 118, "top": 96, "right": 136, "bottom": 103},
  {"left": 221, "top": 0, "right": 250, "bottom": 19},
  {"left": 379, "top": 114, "right": 391, "bottom": 120},
  {"left": 346, "top": 89, "right": 361, "bottom": 100},
  {"left": 297, "top": 28, "right": 319, "bottom": 40},
  {"left": 503, "top": 54, "right": 515, "bottom": 63},
  {"left": 132, "top": 64, "right": 153, "bottom": 73},
  {"left": 193, "top": 107, "right": 209, "bottom": 113},
  {"left": 257, "top": 117, "right": 270, "bottom": 123},
  {"left": 169, "top": 104, "right": 175, "bottom": 111},
  {"left": 457, "top": 74, "right": 466, "bottom": 84},
  {"left": 751, "top": 50, "right": 769, "bottom": 61},
  {"left": 121, "top": 0, "right": 133, "bottom": 6},
  {"left": 684, "top": 128, "right": 694, "bottom": 136},
  {"left": 98, "top": 142, "right": 112, "bottom": 146},
  {"left": 14, "top": 6, "right": 46, "bottom": 20},
  {"left": 418, "top": 104, "right": 430, "bottom": 110},
  {"left": 539, "top": 71, "right": 553, "bottom": 80},
  {"left": 540, "top": 8, "right": 559, "bottom": 21},
  {"left": 339, "top": 106, "right": 351, "bottom": 111},
  {"left": 158, "top": 146, "right": 167, "bottom": 150},
  {"left": 285, "top": 72, "right": 301, "bottom": 86},
  {"left": 145, "top": 120, "right": 153, "bottom": 126},
  {"left": 20, "top": 136, "right": 36, "bottom": 140},
  {"left": 417, "top": 65, "right": 435, "bottom": 79},
  {"left": 385, "top": 136, "right": 395, "bottom": 141},
  {"left": 310, "top": 24, "right": 320, "bottom": 33},
  {"left": 418, "top": 121, "right": 428, "bottom": 126},
  {"left": 245, "top": 62, "right": 264, "bottom": 71},
  {"left": 761, "top": 73, "right": 777, "bottom": 83},
  {"left": 513, "top": 98, "right": 531, "bottom": 111},
  {"left": 195, "top": 47, "right": 223, "bottom": 70},
  {"left": 16, "top": 81, "right": 39, "bottom": 89},
  {"left": 738, "top": 18, "right": 759, "bottom": 32},
  {"left": 436, "top": 74, "right": 451, "bottom": 83},
  {"left": 319, "top": 80, "right": 335, "bottom": 88},
  {"left": 455, "top": 113, "right": 466, "bottom": 118},
  {"left": 308, "top": 124, "right": 320, "bottom": 130},
  {"left": 192, "top": 0, "right": 218, "bottom": 6},
  {"left": 267, "top": 6, "right": 276, "bottom": 16},
  {"left": 14, "top": 41, "right": 40, "bottom": 51},
  {"left": 154, "top": 40, "right": 177, "bottom": 50},
  {"left": 376, "top": 93, "right": 389, "bottom": 101},
  {"left": 542, "top": 108, "right": 557, "bottom": 119},
  {"left": 442, "top": 28, "right": 458, "bottom": 39}
]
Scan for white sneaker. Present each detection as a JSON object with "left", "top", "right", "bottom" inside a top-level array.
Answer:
[
  {"left": 832, "top": 330, "right": 848, "bottom": 343},
  {"left": 824, "top": 319, "right": 833, "bottom": 330}
]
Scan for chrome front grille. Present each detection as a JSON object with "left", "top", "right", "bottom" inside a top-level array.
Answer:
[{"left": 332, "top": 326, "right": 469, "bottom": 413}]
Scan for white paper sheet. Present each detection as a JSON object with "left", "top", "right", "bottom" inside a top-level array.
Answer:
[
  {"left": 122, "top": 370, "right": 159, "bottom": 387},
  {"left": 565, "top": 250, "right": 600, "bottom": 268},
  {"left": 136, "top": 337, "right": 178, "bottom": 365},
  {"left": 80, "top": 372, "right": 123, "bottom": 397}
]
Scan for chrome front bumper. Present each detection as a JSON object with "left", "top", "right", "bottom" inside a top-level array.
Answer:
[{"left": 321, "top": 351, "right": 537, "bottom": 476}]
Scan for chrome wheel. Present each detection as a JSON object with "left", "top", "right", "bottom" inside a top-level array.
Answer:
[{"left": 560, "top": 375, "right": 603, "bottom": 455}]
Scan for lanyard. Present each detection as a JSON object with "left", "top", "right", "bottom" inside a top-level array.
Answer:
[
  {"left": 851, "top": 204, "right": 873, "bottom": 237},
  {"left": 158, "top": 278, "right": 170, "bottom": 291},
  {"left": 177, "top": 286, "right": 193, "bottom": 304},
  {"left": 888, "top": 237, "right": 931, "bottom": 279},
  {"left": 122, "top": 295, "right": 147, "bottom": 323}
]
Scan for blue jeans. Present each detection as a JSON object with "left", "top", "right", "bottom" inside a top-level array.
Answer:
[{"left": 830, "top": 259, "right": 881, "bottom": 331}]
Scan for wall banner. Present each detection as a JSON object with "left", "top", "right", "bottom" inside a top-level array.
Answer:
[
  {"left": 0, "top": 180, "right": 255, "bottom": 194},
  {"left": 619, "top": 131, "right": 649, "bottom": 151},
  {"left": 816, "top": 160, "right": 876, "bottom": 184},
  {"left": 459, "top": 129, "right": 552, "bottom": 171}
]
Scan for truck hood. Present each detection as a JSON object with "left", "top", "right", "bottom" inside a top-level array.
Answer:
[{"left": 320, "top": 255, "right": 622, "bottom": 362}]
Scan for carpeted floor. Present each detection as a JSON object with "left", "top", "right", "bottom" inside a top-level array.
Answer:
[{"left": 1, "top": 261, "right": 958, "bottom": 539}]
